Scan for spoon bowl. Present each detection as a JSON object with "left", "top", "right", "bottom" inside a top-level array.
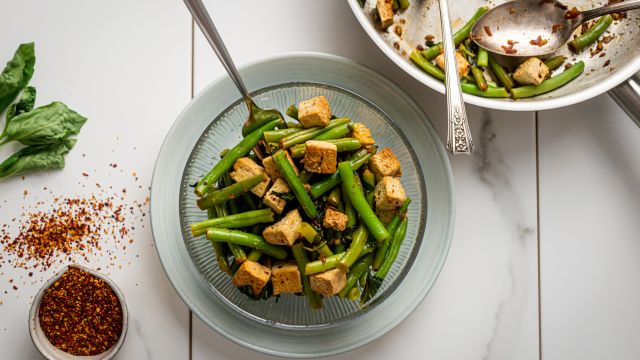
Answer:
[{"left": 471, "top": 0, "right": 640, "bottom": 57}]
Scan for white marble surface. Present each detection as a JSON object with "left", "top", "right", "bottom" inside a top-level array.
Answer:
[{"left": 1, "top": 0, "right": 639, "bottom": 359}]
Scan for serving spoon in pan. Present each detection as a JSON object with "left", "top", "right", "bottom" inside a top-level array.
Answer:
[
  {"left": 183, "top": 0, "right": 284, "bottom": 137},
  {"left": 471, "top": 0, "right": 640, "bottom": 57}
]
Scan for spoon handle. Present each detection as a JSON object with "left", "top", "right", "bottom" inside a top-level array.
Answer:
[
  {"left": 184, "top": 0, "right": 250, "bottom": 99},
  {"left": 580, "top": 0, "right": 640, "bottom": 23},
  {"left": 438, "top": 0, "right": 473, "bottom": 154}
]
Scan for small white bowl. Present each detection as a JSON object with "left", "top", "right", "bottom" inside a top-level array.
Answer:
[{"left": 29, "top": 264, "right": 128, "bottom": 360}]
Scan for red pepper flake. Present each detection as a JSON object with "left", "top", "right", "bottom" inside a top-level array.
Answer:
[
  {"left": 603, "top": 59, "right": 611, "bottom": 67},
  {"left": 509, "top": 7, "right": 516, "bottom": 14},
  {"left": 552, "top": 24, "right": 563, "bottom": 33},
  {"left": 393, "top": 42, "right": 400, "bottom": 50},
  {"left": 38, "top": 266, "right": 123, "bottom": 356},
  {"left": 484, "top": 26, "right": 493, "bottom": 36},
  {"left": 502, "top": 40, "right": 518, "bottom": 54},
  {"left": 530, "top": 36, "right": 549, "bottom": 47},
  {"left": 565, "top": 7, "right": 581, "bottom": 19},
  {"left": 82, "top": 172, "right": 89, "bottom": 177},
  {"left": 565, "top": 63, "right": 573, "bottom": 70},
  {"left": 23, "top": 190, "right": 28, "bottom": 197}
]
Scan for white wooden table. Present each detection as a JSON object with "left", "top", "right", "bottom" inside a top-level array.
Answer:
[{"left": 1, "top": 1, "right": 638, "bottom": 359}]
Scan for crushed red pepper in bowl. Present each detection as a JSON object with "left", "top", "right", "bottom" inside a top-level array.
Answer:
[{"left": 35, "top": 266, "right": 126, "bottom": 357}]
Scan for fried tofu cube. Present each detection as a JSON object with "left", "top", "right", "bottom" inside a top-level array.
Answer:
[
  {"left": 302, "top": 140, "right": 337, "bottom": 174},
  {"left": 323, "top": 208, "right": 348, "bottom": 231},
  {"left": 377, "top": 0, "right": 395, "bottom": 29},
  {"left": 263, "top": 178, "right": 290, "bottom": 214},
  {"left": 262, "top": 209, "right": 302, "bottom": 246},
  {"left": 369, "top": 148, "right": 402, "bottom": 180},
  {"left": 350, "top": 123, "right": 375, "bottom": 146},
  {"left": 310, "top": 268, "right": 347, "bottom": 297},
  {"left": 375, "top": 176, "right": 407, "bottom": 210},
  {"left": 230, "top": 157, "right": 270, "bottom": 198},
  {"left": 232, "top": 261, "right": 271, "bottom": 296},
  {"left": 271, "top": 262, "right": 303, "bottom": 295},
  {"left": 262, "top": 151, "right": 298, "bottom": 180},
  {"left": 513, "top": 57, "right": 549, "bottom": 86},
  {"left": 435, "top": 52, "right": 471, "bottom": 77},
  {"left": 376, "top": 208, "right": 397, "bottom": 225},
  {"left": 298, "top": 96, "right": 332, "bottom": 128}
]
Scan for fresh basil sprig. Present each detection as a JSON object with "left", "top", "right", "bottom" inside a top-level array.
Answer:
[
  {"left": 0, "top": 139, "right": 76, "bottom": 179},
  {"left": 2, "top": 101, "right": 86, "bottom": 146}
]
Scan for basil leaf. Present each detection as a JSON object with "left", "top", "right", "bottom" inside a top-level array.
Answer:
[
  {"left": 0, "top": 139, "right": 76, "bottom": 179},
  {"left": 6, "top": 86, "right": 36, "bottom": 123},
  {"left": 5, "top": 102, "right": 87, "bottom": 146},
  {"left": 0, "top": 43, "right": 35, "bottom": 115}
]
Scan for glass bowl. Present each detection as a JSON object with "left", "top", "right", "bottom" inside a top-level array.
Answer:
[{"left": 151, "top": 53, "right": 453, "bottom": 357}]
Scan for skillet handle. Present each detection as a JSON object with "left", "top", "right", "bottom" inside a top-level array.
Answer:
[{"left": 609, "top": 72, "right": 640, "bottom": 128}]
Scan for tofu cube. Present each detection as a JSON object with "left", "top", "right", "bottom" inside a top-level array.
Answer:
[
  {"left": 323, "top": 208, "right": 348, "bottom": 231},
  {"left": 262, "top": 209, "right": 302, "bottom": 246},
  {"left": 435, "top": 52, "right": 471, "bottom": 77},
  {"left": 230, "top": 157, "right": 270, "bottom": 198},
  {"left": 262, "top": 151, "right": 298, "bottom": 180},
  {"left": 298, "top": 96, "right": 332, "bottom": 128},
  {"left": 369, "top": 148, "right": 402, "bottom": 179},
  {"left": 302, "top": 140, "right": 337, "bottom": 174},
  {"left": 350, "top": 123, "right": 375, "bottom": 146},
  {"left": 377, "top": 0, "right": 395, "bottom": 29},
  {"left": 310, "top": 268, "right": 347, "bottom": 297},
  {"left": 513, "top": 57, "right": 549, "bottom": 86},
  {"left": 232, "top": 261, "right": 271, "bottom": 296},
  {"left": 271, "top": 262, "right": 303, "bottom": 295},
  {"left": 374, "top": 176, "right": 407, "bottom": 210},
  {"left": 263, "top": 178, "right": 290, "bottom": 214}
]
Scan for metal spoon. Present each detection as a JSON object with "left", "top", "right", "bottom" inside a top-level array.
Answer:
[
  {"left": 439, "top": 0, "right": 474, "bottom": 154},
  {"left": 183, "top": 0, "right": 283, "bottom": 137},
  {"left": 471, "top": 0, "right": 640, "bottom": 57}
]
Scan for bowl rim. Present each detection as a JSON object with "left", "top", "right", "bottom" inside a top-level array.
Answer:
[
  {"left": 150, "top": 51, "right": 455, "bottom": 357},
  {"left": 28, "top": 264, "right": 129, "bottom": 360},
  {"left": 346, "top": 0, "right": 640, "bottom": 112}
]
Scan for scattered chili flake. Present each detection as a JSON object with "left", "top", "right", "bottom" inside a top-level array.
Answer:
[
  {"left": 565, "top": 63, "right": 573, "bottom": 70},
  {"left": 82, "top": 172, "right": 89, "bottom": 177},
  {"left": 565, "top": 7, "right": 581, "bottom": 19},
  {"left": 394, "top": 25, "right": 403, "bottom": 37},
  {"left": 602, "top": 35, "right": 615, "bottom": 44},
  {"left": 23, "top": 190, "right": 28, "bottom": 197},
  {"left": 552, "top": 24, "right": 563, "bottom": 33},
  {"left": 502, "top": 40, "right": 518, "bottom": 54},
  {"left": 484, "top": 26, "right": 493, "bottom": 36},
  {"left": 416, "top": 44, "right": 424, "bottom": 51},
  {"left": 603, "top": 59, "right": 611, "bottom": 67},
  {"left": 509, "top": 7, "right": 516, "bottom": 14},
  {"left": 38, "top": 266, "right": 123, "bottom": 356},
  {"left": 530, "top": 36, "right": 549, "bottom": 47},
  {"left": 393, "top": 42, "right": 400, "bottom": 50}
]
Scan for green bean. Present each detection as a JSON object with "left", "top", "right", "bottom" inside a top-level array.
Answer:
[
  {"left": 569, "top": 15, "right": 613, "bottom": 53},
  {"left": 196, "top": 173, "right": 265, "bottom": 210},
  {"left": 206, "top": 209, "right": 230, "bottom": 275},
  {"left": 544, "top": 56, "right": 566, "bottom": 71},
  {"left": 292, "top": 243, "right": 323, "bottom": 309},
  {"left": 459, "top": 44, "right": 475, "bottom": 60},
  {"left": 289, "top": 138, "right": 361, "bottom": 158},
  {"left": 206, "top": 228, "right": 287, "bottom": 260},
  {"left": 190, "top": 209, "right": 275, "bottom": 237},
  {"left": 362, "top": 169, "right": 375, "bottom": 192},
  {"left": 299, "top": 222, "right": 334, "bottom": 257},
  {"left": 286, "top": 104, "right": 298, "bottom": 120},
  {"left": 273, "top": 150, "right": 317, "bottom": 218},
  {"left": 214, "top": 203, "right": 246, "bottom": 263},
  {"left": 477, "top": 47, "right": 489, "bottom": 67},
  {"left": 339, "top": 253, "right": 374, "bottom": 298},
  {"left": 327, "top": 186, "right": 341, "bottom": 207},
  {"left": 511, "top": 61, "right": 585, "bottom": 99},
  {"left": 398, "top": 0, "right": 410, "bottom": 10},
  {"left": 373, "top": 198, "right": 411, "bottom": 269},
  {"left": 410, "top": 50, "right": 509, "bottom": 98},
  {"left": 298, "top": 170, "right": 313, "bottom": 184},
  {"left": 338, "top": 162, "right": 390, "bottom": 243},
  {"left": 195, "top": 119, "right": 280, "bottom": 197},
  {"left": 361, "top": 241, "right": 377, "bottom": 256},
  {"left": 279, "top": 118, "right": 350, "bottom": 149},
  {"left": 488, "top": 56, "right": 515, "bottom": 91},
  {"left": 219, "top": 148, "right": 230, "bottom": 158},
  {"left": 472, "top": 66, "right": 488, "bottom": 91},
  {"left": 421, "top": 7, "right": 489, "bottom": 60},
  {"left": 377, "top": 217, "right": 408, "bottom": 278},
  {"left": 287, "top": 121, "right": 302, "bottom": 128},
  {"left": 309, "top": 148, "right": 375, "bottom": 199},
  {"left": 392, "top": 0, "right": 399, "bottom": 10},
  {"left": 313, "top": 123, "right": 352, "bottom": 141},
  {"left": 305, "top": 253, "right": 345, "bottom": 275},
  {"left": 341, "top": 181, "right": 357, "bottom": 228},
  {"left": 263, "top": 128, "right": 302, "bottom": 143},
  {"left": 347, "top": 287, "right": 361, "bottom": 301},
  {"left": 338, "top": 223, "right": 369, "bottom": 271},
  {"left": 247, "top": 249, "right": 262, "bottom": 262}
]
